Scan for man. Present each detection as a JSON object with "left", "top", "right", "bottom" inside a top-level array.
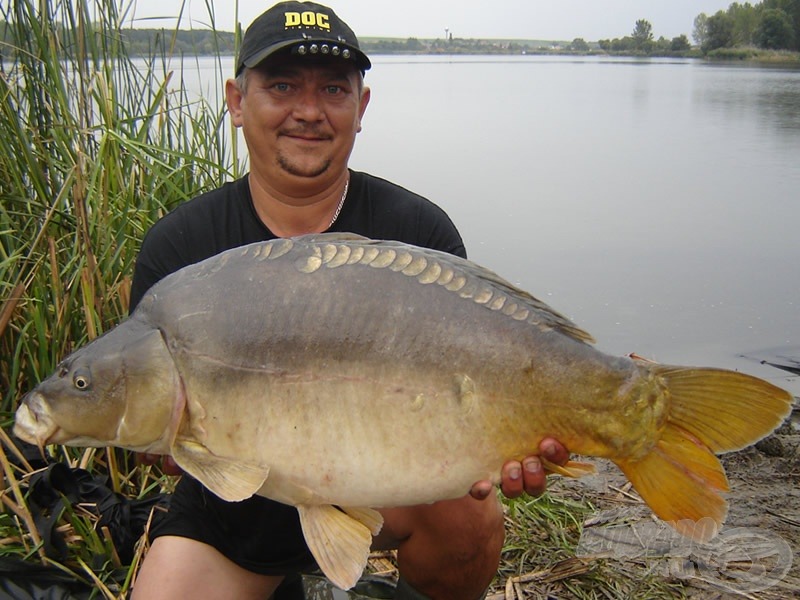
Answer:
[{"left": 130, "top": 3, "right": 568, "bottom": 599}]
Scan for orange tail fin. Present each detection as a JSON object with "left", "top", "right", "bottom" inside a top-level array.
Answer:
[{"left": 615, "top": 366, "right": 792, "bottom": 542}]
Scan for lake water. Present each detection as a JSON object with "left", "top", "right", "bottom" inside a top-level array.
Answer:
[{"left": 179, "top": 55, "right": 800, "bottom": 396}]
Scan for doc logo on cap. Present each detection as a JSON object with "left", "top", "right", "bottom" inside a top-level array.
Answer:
[{"left": 236, "top": 1, "right": 372, "bottom": 75}]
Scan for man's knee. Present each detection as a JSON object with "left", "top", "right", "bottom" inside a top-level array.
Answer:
[
  {"left": 382, "top": 494, "right": 504, "bottom": 553},
  {"left": 132, "top": 535, "right": 283, "bottom": 600},
  {"left": 444, "top": 494, "right": 505, "bottom": 564},
  {"left": 397, "top": 496, "right": 504, "bottom": 586},
  {"left": 427, "top": 494, "right": 501, "bottom": 539}
]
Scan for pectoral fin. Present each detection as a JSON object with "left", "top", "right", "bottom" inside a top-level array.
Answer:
[
  {"left": 541, "top": 457, "right": 596, "bottom": 478},
  {"left": 171, "top": 437, "right": 269, "bottom": 502},
  {"left": 296, "top": 504, "right": 376, "bottom": 590}
]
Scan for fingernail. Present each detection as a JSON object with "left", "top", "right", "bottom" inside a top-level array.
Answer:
[
  {"left": 524, "top": 457, "right": 541, "bottom": 473},
  {"left": 508, "top": 466, "right": 521, "bottom": 481},
  {"left": 542, "top": 442, "right": 557, "bottom": 458}
]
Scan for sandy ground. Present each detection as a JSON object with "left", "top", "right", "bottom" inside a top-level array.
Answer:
[{"left": 547, "top": 404, "right": 800, "bottom": 599}]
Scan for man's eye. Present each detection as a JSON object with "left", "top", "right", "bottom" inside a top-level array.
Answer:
[
  {"left": 325, "top": 85, "right": 343, "bottom": 94},
  {"left": 273, "top": 83, "right": 291, "bottom": 92}
]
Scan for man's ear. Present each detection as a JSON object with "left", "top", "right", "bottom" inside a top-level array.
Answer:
[
  {"left": 226, "top": 78, "right": 245, "bottom": 127},
  {"left": 357, "top": 86, "right": 371, "bottom": 132}
]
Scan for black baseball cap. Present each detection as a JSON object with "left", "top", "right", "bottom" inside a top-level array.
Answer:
[{"left": 236, "top": 1, "right": 371, "bottom": 75}]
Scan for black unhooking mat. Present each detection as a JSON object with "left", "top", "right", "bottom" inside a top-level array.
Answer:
[
  {"left": 2, "top": 439, "right": 168, "bottom": 599},
  {"left": 0, "top": 556, "right": 93, "bottom": 600},
  {"left": 27, "top": 461, "right": 166, "bottom": 565}
]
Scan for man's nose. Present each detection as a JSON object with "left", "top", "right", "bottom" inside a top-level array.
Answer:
[{"left": 291, "top": 89, "right": 325, "bottom": 121}]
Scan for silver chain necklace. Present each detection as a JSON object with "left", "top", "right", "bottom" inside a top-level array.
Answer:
[{"left": 328, "top": 177, "right": 349, "bottom": 229}]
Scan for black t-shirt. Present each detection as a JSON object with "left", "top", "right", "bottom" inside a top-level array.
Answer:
[{"left": 130, "top": 170, "right": 466, "bottom": 311}]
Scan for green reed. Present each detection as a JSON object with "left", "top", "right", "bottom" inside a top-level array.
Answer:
[
  {"left": 0, "top": 0, "right": 239, "bottom": 592},
  {"left": 0, "top": 0, "right": 237, "bottom": 409}
]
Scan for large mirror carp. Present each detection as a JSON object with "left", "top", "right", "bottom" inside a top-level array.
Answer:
[{"left": 15, "top": 234, "right": 793, "bottom": 590}]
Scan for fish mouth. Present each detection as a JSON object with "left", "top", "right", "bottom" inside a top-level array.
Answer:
[{"left": 13, "top": 393, "right": 61, "bottom": 450}]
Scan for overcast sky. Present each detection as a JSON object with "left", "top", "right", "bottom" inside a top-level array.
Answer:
[{"left": 126, "top": 0, "right": 735, "bottom": 41}]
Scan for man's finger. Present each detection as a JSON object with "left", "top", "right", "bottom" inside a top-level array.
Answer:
[
  {"left": 540, "top": 438, "right": 569, "bottom": 467},
  {"left": 521, "top": 456, "right": 546, "bottom": 497}
]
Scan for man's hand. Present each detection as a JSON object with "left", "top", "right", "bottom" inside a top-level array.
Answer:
[
  {"left": 469, "top": 437, "right": 569, "bottom": 500},
  {"left": 138, "top": 453, "right": 183, "bottom": 476}
]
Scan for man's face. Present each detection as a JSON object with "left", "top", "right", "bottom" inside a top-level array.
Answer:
[{"left": 228, "top": 55, "right": 370, "bottom": 189}]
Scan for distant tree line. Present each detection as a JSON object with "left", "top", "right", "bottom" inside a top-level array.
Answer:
[
  {"left": 598, "top": 19, "right": 691, "bottom": 56},
  {"left": 1, "top": 0, "right": 798, "bottom": 63},
  {"left": 693, "top": 0, "right": 799, "bottom": 53},
  {"left": 0, "top": 23, "right": 237, "bottom": 63},
  {"left": 591, "top": 1, "right": 799, "bottom": 57},
  {"left": 118, "top": 27, "right": 236, "bottom": 56},
  {"left": 0, "top": 25, "right": 591, "bottom": 61},
  {"left": 361, "top": 37, "right": 568, "bottom": 56}
]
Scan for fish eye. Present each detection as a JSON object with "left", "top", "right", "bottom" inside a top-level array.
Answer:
[{"left": 73, "top": 369, "right": 91, "bottom": 391}]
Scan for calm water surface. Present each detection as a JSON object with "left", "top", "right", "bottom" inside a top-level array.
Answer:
[{"left": 184, "top": 55, "right": 800, "bottom": 396}]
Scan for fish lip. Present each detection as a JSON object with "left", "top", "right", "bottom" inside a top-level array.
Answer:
[{"left": 13, "top": 393, "right": 60, "bottom": 447}]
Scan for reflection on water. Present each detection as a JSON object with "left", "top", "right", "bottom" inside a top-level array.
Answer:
[
  {"left": 179, "top": 55, "right": 800, "bottom": 396},
  {"left": 698, "top": 65, "right": 800, "bottom": 135}
]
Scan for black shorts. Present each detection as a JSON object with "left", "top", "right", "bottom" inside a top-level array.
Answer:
[{"left": 149, "top": 475, "right": 318, "bottom": 575}]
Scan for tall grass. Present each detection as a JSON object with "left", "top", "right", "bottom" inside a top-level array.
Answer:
[
  {"left": 0, "top": 0, "right": 236, "bottom": 409},
  {"left": 0, "top": 0, "right": 239, "bottom": 593}
]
